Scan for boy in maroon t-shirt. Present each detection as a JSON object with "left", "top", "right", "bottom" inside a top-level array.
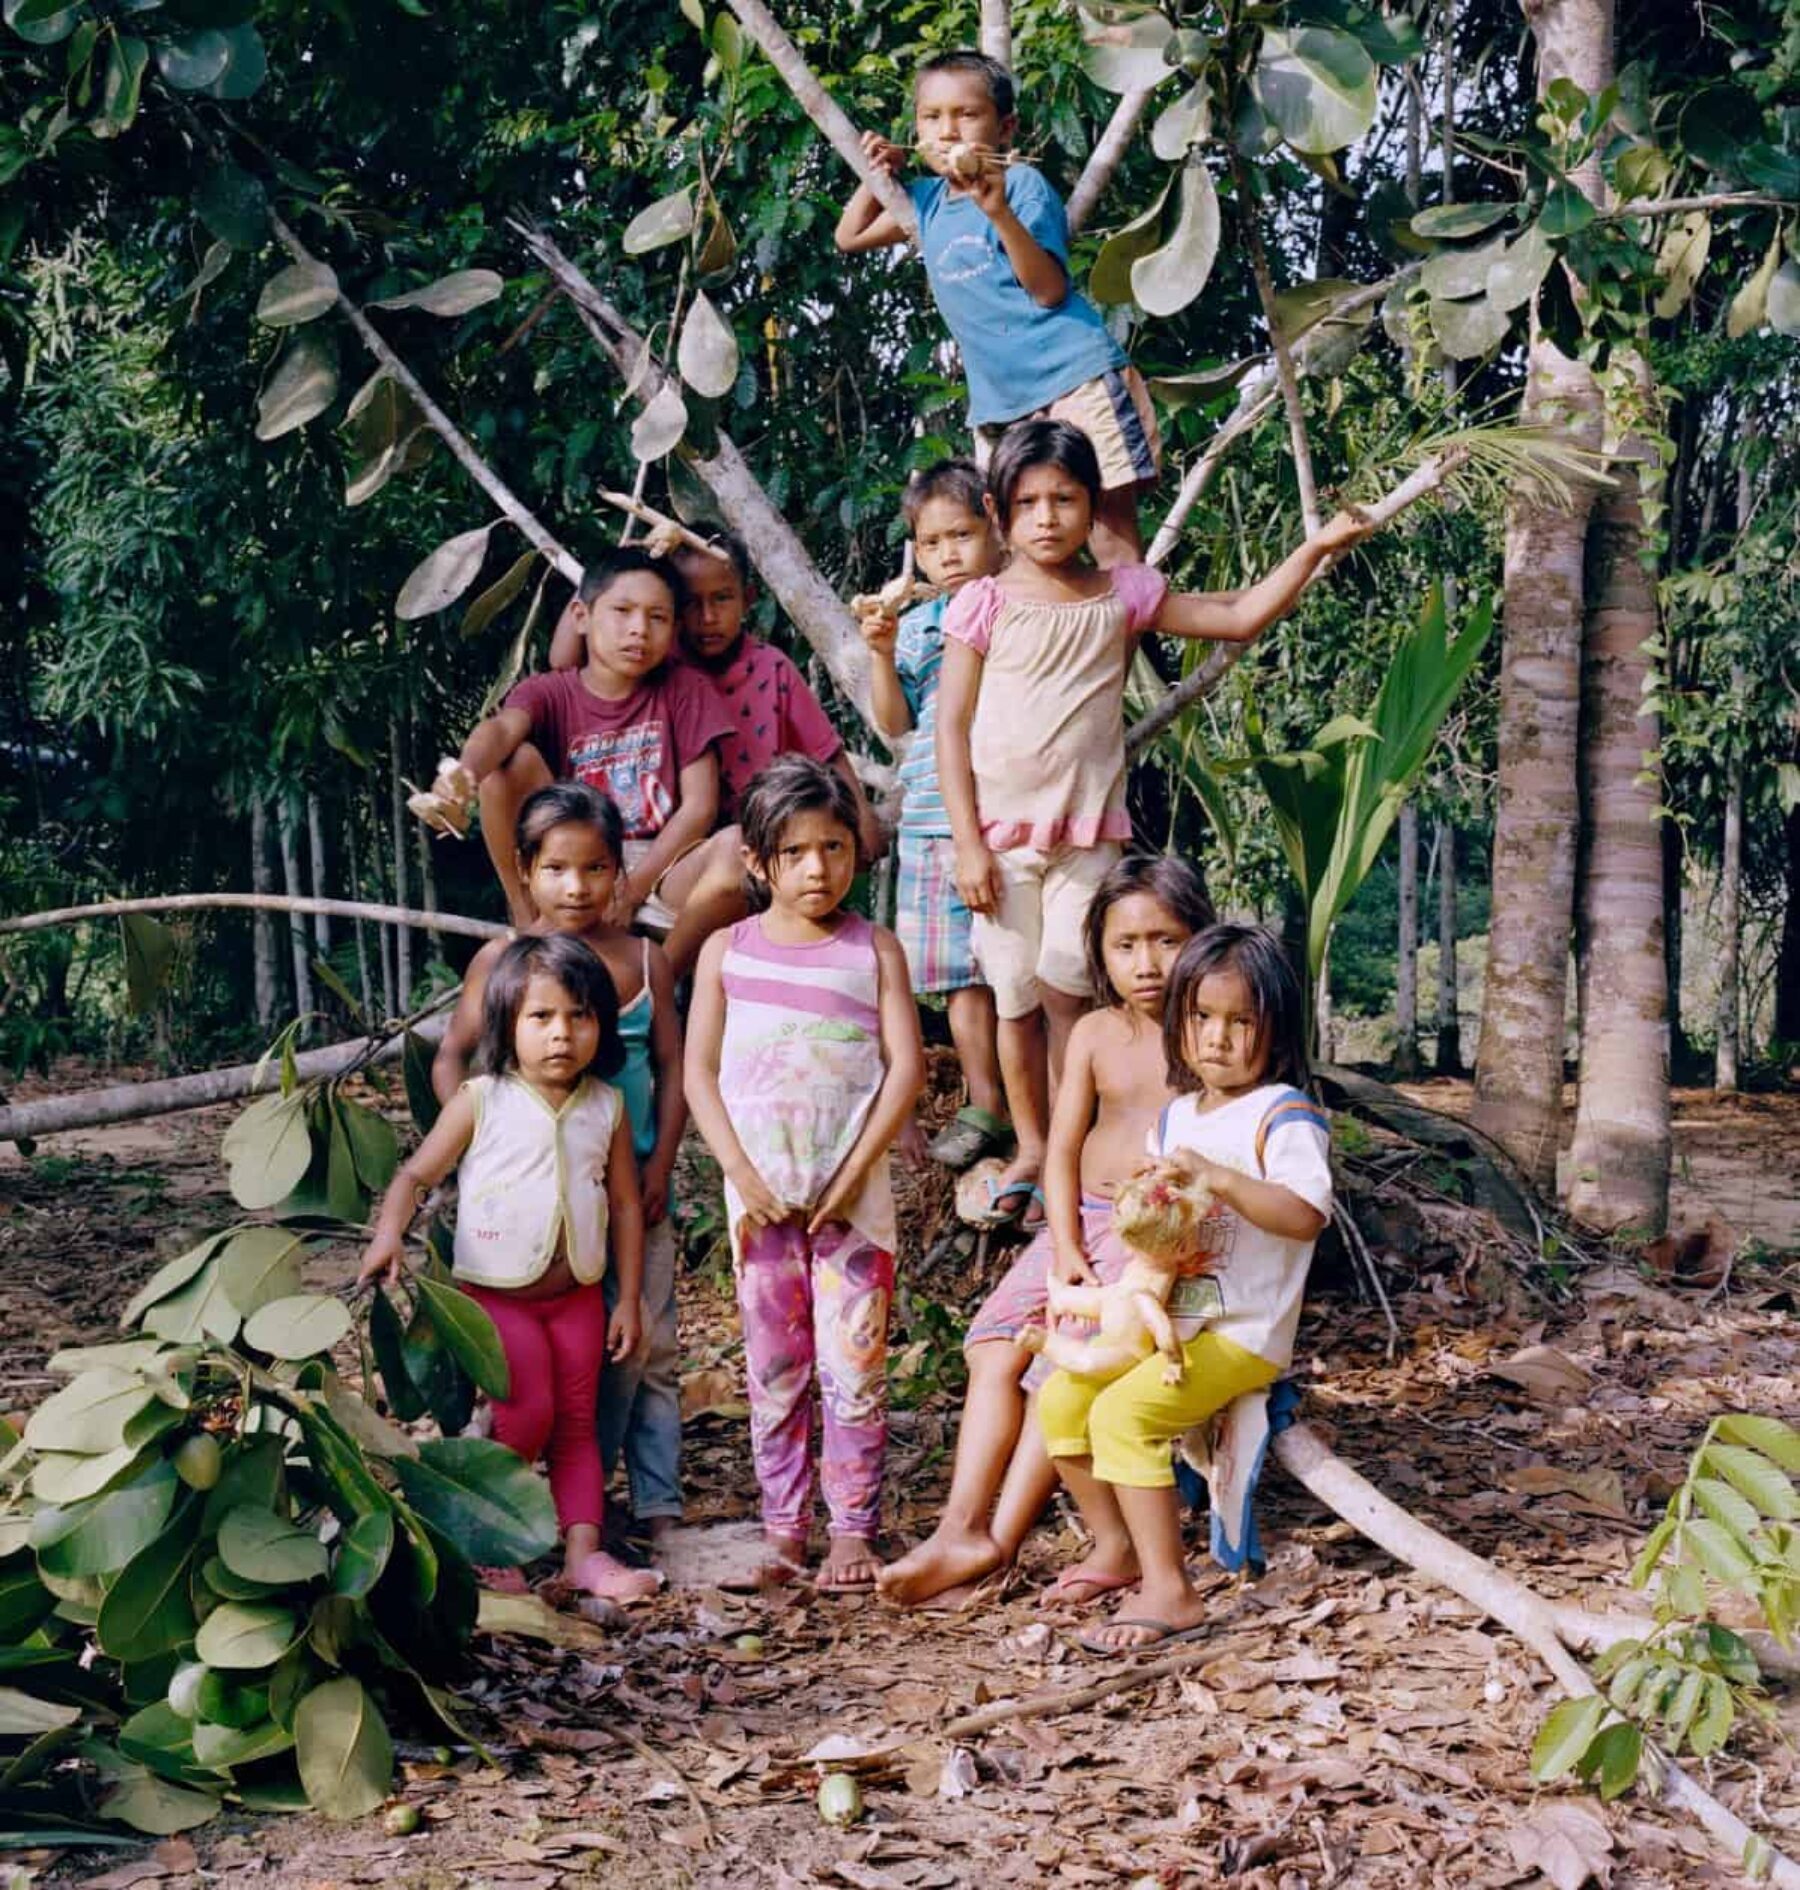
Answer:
[
  {"left": 548, "top": 531, "right": 879, "bottom": 974},
  {"left": 431, "top": 547, "right": 732, "bottom": 936}
]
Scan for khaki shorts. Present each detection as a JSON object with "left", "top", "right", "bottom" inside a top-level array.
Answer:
[
  {"left": 971, "top": 842, "right": 1121, "bottom": 1019},
  {"left": 622, "top": 837, "right": 689, "bottom": 935},
  {"left": 974, "top": 365, "right": 1162, "bottom": 491}
]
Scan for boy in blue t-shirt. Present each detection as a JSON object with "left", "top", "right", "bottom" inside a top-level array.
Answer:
[{"left": 835, "top": 50, "right": 1161, "bottom": 565}]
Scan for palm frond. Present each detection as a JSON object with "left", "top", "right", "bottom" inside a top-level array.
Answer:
[{"left": 1351, "top": 422, "right": 1615, "bottom": 518}]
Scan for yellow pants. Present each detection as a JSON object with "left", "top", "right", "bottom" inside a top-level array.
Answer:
[{"left": 1038, "top": 1330, "right": 1279, "bottom": 1489}]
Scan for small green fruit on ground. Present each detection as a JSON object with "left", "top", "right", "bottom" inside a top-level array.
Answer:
[
  {"left": 733, "top": 1633, "right": 765, "bottom": 1658},
  {"left": 383, "top": 1804, "right": 421, "bottom": 1836},
  {"left": 172, "top": 1432, "right": 223, "bottom": 1490},
  {"left": 817, "top": 1773, "right": 863, "bottom": 1827},
  {"left": 166, "top": 1663, "right": 208, "bottom": 1719}
]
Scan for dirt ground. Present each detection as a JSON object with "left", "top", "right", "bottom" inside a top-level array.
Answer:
[{"left": 4, "top": 1071, "right": 1800, "bottom": 1889}]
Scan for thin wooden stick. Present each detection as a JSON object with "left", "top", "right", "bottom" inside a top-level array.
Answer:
[
  {"left": 0, "top": 894, "right": 507, "bottom": 943},
  {"left": 1144, "top": 383, "right": 1279, "bottom": 566},
  {"left": 594, "top": 490, "right": 721, "bottom": 558}
]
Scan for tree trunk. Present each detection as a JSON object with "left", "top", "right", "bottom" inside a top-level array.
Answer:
[
  {"left": 978, "top": 0, "right": 1010, "bottom": 70},
  {"left": 1314, "top": 940, "right": 1334, "bottom": 1064},
  {"left": 375, "top": 789, "right": 398, "bottom": 1023},
  {"left": 1662, "top": 813, "right": 1687, "bottom": 1074},
  {"left": 276, "top": 799, "right": 314, "bottom": 1029},
  {"left": 249, "top": 798, "right": 277, "bottom": 1030},
  {"left": 1779, "top": 802, "right": 1800, "bottom": 1045},
  {"left": 306, "top": 792, "right": 331, "bottom": 955},
  {"left": 1567, "top": 378, "right": 1671, "bottom": 1236},
  {"left": 1434, "top": 817, "right": 1462, "bottom": 1075},
  {"left": 346, "top": 813, "right": 377, "bottom": 1022},
  {"left": 1394, "top": 803, "right": 1421, "bottom": 1077},
  {"left": 1470, "top": 341, "right": 1603, "bottom": 1186},
  {"left": 389, "top": 728, "right": 414, "bottom": 1013},
  {"left": 1716, "top": 454, "right": 1752, "bottom": 1090}
]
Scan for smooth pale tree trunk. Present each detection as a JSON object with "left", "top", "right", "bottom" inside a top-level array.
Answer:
[
  {"left": 250, "top": 799, "right": 277, "bottom": 1030},
  {"left": 389, "top": 729, "right": 413, "bottom": 1014},
  {"left": 1315, "top": 941, "right": 1334, "bottom": 1064},
  {"left": 1716, "top": 455, "right": 1752, "bottom": 1090},
  {"left": 276, "top": 800, "right": 314, "bottom": 1029},
  {"left": 978, "top": 0, "right": 1010, "bottom": 69},
  {"left": 1470, "top": 341, "right": 1604, "bottom": 1186},
  {"left": 1395, "top": 803, "right": 1421, "bottom": 1076},
  {"left": 1779, "top": 803, "right": 1800, "bottom": 1045},
  {"left": 1567, "top": 390, "right": 1670, "bottom": 1235},
  {"left": 306, "top": 792, "right": 331, "bottom": 954},
  {"left": 1435, "top": 818, "right": 1461, "bottom": 1075},
  {"left": 347, "top": 813, "right": 375, "bottom": 1021}
]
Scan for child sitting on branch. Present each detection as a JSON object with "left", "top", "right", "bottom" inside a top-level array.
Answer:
[{"left": 835, "top": 49, "right": 1161, "bottom": 565}]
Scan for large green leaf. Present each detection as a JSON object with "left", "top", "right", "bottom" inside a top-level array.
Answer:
[
  {"left": 3, "top": 0, "right": 86, "bottom": 46},
  {"left": 218, "top": 1506, "right": 329, "bottom": 1585},
  {"left": 102, "top": 1770, "right": 222, "bottom": 1834},
  {"left": 122, "top": 1231, "right": 232, "bottom": 1329},
  {"left": 1252, "top": 26, "right": 1376, "bottom": 155},
  {"left": 401, "top": 1031, "right": 441, "bottom": 1137},
  {"left": 30, "top": 1443, "right": 153, "bottom": 1506},
  {"left": 191, "top": 1715, "right": 294, "bottom": 1769},
  {"left": 1151, "top": 79, "right": 1211, "bottom": 161},
  {"left": 1077, "top": 4, "right": 1174, "bottom": 93},
  {"left": 368, "top": 1286, "right": 427, "bottom": 1423},
  {"left": 630, "top": 381, "right": 688, "bottom": 461},
  {"left": 676, "top": 291, "right": 740, "bottom": 400},
  {"left": 412, "top": 1276, "right": 510, "bottom": 1399},
  {"left": 198, "top": 21, "right": 265, "bottom": 99},
  {"left": 396, "top": 523, "right": 496, "bottom": 620},
  {"left": 24, "top": 1367, "right": 157, "bottom": 1456},
  {"left": 1130, "top": 155, "right": 1220, "bottom": 318},
  {"left": 294, "top": 1676, "right": 393, "bottom": 1820},
  {"left": 242, "top": 1294, "right": 353, "bottom": 1361},
  {"left": 193, "top": 162, "right": 267, "bottom": 249},
  {"left": 621, "top": 189, "right": 694, "bottom": 256},
  {"left": 331, "top": 1509, "right": 395, "bottom": 1600},
  {"left": 97, "top": 1525, "right": 198, "bottom": 1664},
  {"left": 34, "top": 1462, "right": 178, "bottom": 1579},
  {"left": 119, "top": 913, "right": 175, "bottom": 1013},
  {"left": 223, "top": 1092, "right": 314, "bottom": 1211},
  {"left": 371, "top": 269, "right": 503, "bottom": 317},
  {"left": 1429, "top": 293, "right": 1510, "bottom": 361},
  {"left": 194, "top": 1600, "right": 300, "bottom": 1671},
  {"left": 1410, "top": 201, "right": 1511, "bottom": 240},
  {"left": 1767, "top": 260, "right": 1800, "bottom": 339},
  {"left": 1090, "top": 180, "right": 1170, "bottom": 307},
  {"left": 391, "top": 1437, "right": 558, "bottom": 1567},
  {"left": 0, "top": 1554, "right": 56, "bottom": 1642},
  {"left": 156, "top": 26, "right": 233, "bottom": 88},
  {"left": 255, "top": 332, "right": 339, "bottom": 442},
  {"left": 0, "top": 1689, "right": 80, "bottom": 1738},
  {"left": 256, "top": 261, "right": 339, "bottom": 328},
  {"left": 1529, "top": 1695, "right": 1606, "bottom": 1781},
  {"left": 218, "top": 1226, "right": 307, "bottom": 1318}
]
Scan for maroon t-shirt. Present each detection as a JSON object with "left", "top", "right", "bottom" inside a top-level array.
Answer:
[
  {"left": 505, "top": 665, "right": 732, "bottom": 842},
  {"left": 676, "top": 637, "right": 844, "bottom": 819}
]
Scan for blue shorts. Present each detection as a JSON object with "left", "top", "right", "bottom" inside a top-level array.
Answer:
[{"left": 895, "top": 832, "right": 981, "bottom": 995}]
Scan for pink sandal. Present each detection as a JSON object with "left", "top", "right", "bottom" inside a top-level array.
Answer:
[{"left": 568, "top": 1551, "right": 664, "bottom": 1603}]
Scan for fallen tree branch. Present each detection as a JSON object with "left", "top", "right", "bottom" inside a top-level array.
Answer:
[
  {"left": 0, "top": 1012, "right": 450, "bottom": 1145},
  {"left": 1550, "top": 1602, "right": 1800, "bottom": 1686},
  {"left": 513, "top": 220, "right": 876, "bottom": 723},
  {"left": 263, "top": 207, "right": 581, "bottom": 586},
  {"left": 0, "top": 895, "right": 507, "bottom": 944},
  {"left": 721, "top": 0, "right": 915, "bottom": 235},
  {"left": 1274, "top": 1422, "right": 1800, "bottom": 1888},
  {"left": 1127, "top": 446, "right": 1469, "bottom": 752},
  {"left": 1067, "top": 88, "right": 1157, "bottom": 235}
]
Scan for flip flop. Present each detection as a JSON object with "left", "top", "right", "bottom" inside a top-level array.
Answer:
[
  {"left": 1075, "top": 1617, "right": 1210, "bottom": 1657},
  {"left": 927, "top": 1106, "right": 1015, "bottom": 1173},
  {"left": 964, "top": 1172, "right": 1044, "bottom": 1231},
  {"left": 1039, "top": 1566, "right": 1139, "bottom": 1609}
]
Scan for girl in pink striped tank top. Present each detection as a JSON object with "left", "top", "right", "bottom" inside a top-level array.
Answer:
[{"left": 686, "top": 756, "right": 924, "bottom": 1589}]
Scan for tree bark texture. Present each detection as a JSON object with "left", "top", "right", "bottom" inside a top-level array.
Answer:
[
  {"left": 1567, "top": 420, "right": 1671, "bottom": 1236},
  {"left": 306, "top": 793, "right": 331, "bottom": 955},
  {"left": 276, "top": 799, "right": 314, "bottom": 1027},
  {"left": 1434, "top": 816, "right": 1461, "bottom": 1074},
  {"left": 1716, "top": 455, "right": 1752, "bottom": 1090},
  {"left": 1395, "top": 803, "right": 1421, "bottom": 1076},
  {"left": 1066, "top": 89, "right": 1155, "bottom": 236},
  {"left": 346, "top": 815, "right": 376, "bottom": 1022},
  {"left": 1779, "top": 803, "right": 1800, "bottom": 1044},
  {"left": 978, "top": 0, "right": 1010, "bottom": 71},
  {"left": 250, "top": 799, "right": 277, "bottom": 1031},
  {"left": 1470, "top": 341, "right": 1603, "bottom": 1189},
  {"left": 389, "top": 731, "right": 413, "bottom": 1012}
]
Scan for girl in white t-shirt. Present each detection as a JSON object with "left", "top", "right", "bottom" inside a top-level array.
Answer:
[{"left": 1036, "top": 924, "right": 1333, "bottom": 1654}]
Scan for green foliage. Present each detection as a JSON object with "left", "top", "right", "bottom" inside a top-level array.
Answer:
[{"left": 1532, "top": 1413, "right": 1800, "bottom": 1803}]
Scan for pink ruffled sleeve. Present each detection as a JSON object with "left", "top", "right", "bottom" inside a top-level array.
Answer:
[
  {"left": 943, "top": 576, "right": 1003, "bottom": 654},
  {"left": 1111, "top": 563, "right": 1170, "bottom": 634}
]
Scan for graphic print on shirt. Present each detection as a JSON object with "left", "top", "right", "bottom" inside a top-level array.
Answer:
[
  {"left": 566, "top": 722, "right": 673, "bottom": 836},
  {"left": 932, "top": 230, "right": 993, "bottom": 286},
  {"left": 1168, "top": 1197, "right": 1231, "bottom": 1322}
]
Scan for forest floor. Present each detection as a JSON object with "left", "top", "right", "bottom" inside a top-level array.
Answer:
[{"left": 4, "top": 1068, "right": 1800, "bottom": 1889}]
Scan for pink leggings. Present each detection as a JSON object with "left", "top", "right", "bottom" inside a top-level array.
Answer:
[{"left": 462, "top": 1283, "right": 607, "bottom": 1531}]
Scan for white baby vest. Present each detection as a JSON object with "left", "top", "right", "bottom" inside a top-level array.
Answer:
[{"left": 452, "top": 1074, "right": 620, "bottom": 1289}]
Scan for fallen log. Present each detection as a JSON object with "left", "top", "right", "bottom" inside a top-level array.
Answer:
[
  {"left": 0, "top": 1013, "right": 449, "bottom": 1145},
  {"left": 0, "top": 894, "right": 508, "bottom": 943}
]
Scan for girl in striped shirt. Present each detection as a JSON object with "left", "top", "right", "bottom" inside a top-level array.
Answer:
[{"left": 685, "top": 756, "right": 924, "bottom": 1588}]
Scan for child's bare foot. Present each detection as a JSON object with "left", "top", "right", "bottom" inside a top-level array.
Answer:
[
  {"left": 878, "top": 1524, "right": 1005, "bottom": 1607},
  {"left": 1039, "top": 1555, "right": 1140, "bottom": 1609},
  {"left": 1077, "top": 1576, "right": 1205, "bottom": 1653},
  {"left": 756, "top": 1530, "right": 810, "bottom": 1588},
  {"left": 565, "top": 1549, "right": 664, "bottom": 1604},
  {"left": 817, "top": 1533, "right": 883, "bottom": 1592}
]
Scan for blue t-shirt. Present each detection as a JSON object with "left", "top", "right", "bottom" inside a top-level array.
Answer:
[
  {"left": 908, "top": 163, "right": 1126, "bottom": 426},
  {"left": 895, "top": 595, "right": 952, "bottom": 841}
]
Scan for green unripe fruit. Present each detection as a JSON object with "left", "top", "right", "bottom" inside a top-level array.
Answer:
[
  {"left": 172, "top": 1433, "right": 223, "bottom": 1490},
  {"left": 817, "top": 1773, "right": 863, "bottom": 1827},
  {"left": 167, "top": 1663, "right": 208, "bottom": 1719},
  {"left": 733, "top": 1633, "right": 765, "bottom": 1658},
  {"left": 383, "top": 1804, "right": 421, "bottom": 1836}
]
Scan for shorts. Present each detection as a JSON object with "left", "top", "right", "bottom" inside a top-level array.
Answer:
[
  {"left": 895, "top": 833, "right": 981, "bottom": 995},
  {"left": 974, "top": 365, "right": 1162, "bottom": 491},
  {"left": 965, "top": 1196, "right": 1130, "bottom": 1392},
  {"left": 972, "top": 841, "right": 1120, "bottom": 1019},
  {"left": 622, "top": 837, "right": 693, "bottom": 935}
]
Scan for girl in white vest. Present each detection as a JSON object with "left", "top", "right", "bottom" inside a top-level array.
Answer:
[
  {"left": 1036, "top": 924, "right": 1332, "bottom": 1654},
  {"left": 359, "top": 931, "right": 661, "bottom": 1603}
]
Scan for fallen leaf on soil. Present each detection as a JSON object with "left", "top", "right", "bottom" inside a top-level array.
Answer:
[
  {"left": 1504, "top": 1802, "right": 1615, "bottom": 1889},
  {"left": 1487, "top": 1344, "right": 1592, "bottom": 1404},
  {"left": 1500, "top": 1464, "right": 1632, "bottom": 1519}
]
